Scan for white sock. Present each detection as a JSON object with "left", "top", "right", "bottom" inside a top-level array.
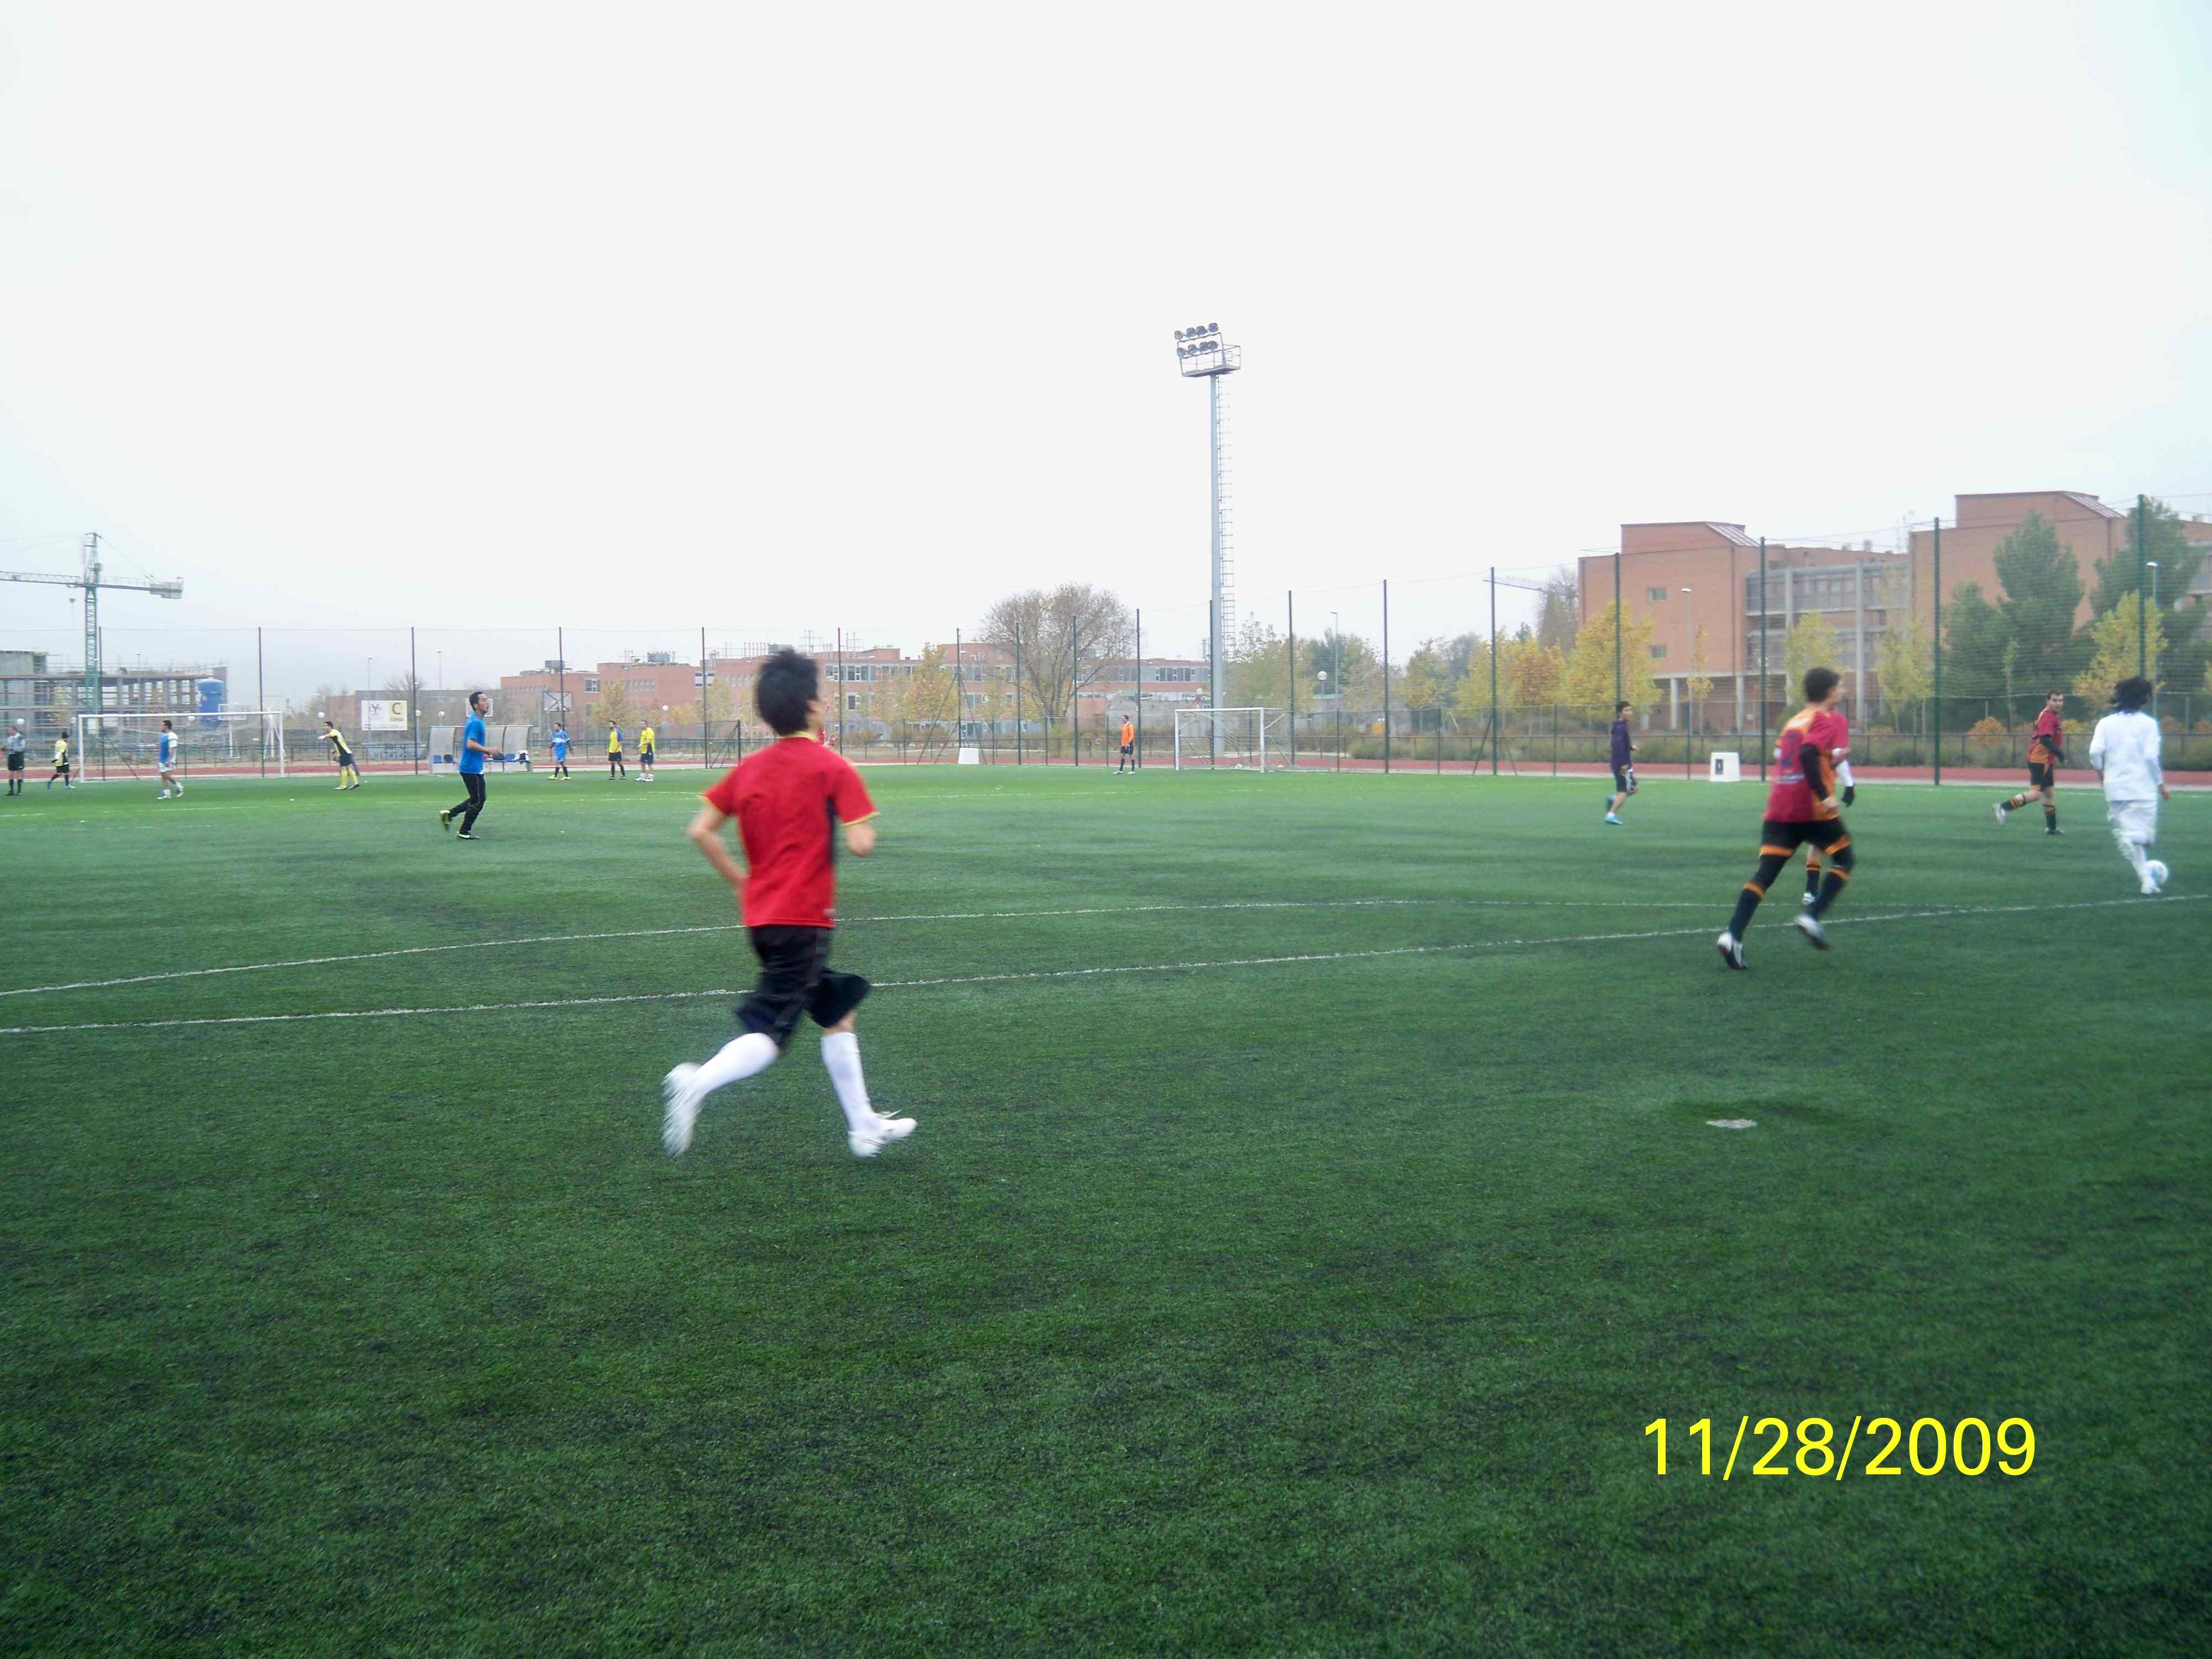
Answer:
[
  {"left": 691, "top": 1031, "right": 778, "bottom": 1099},
  {"left": 2117, "top": 834, "right": 2150, "bottom": 878},
  {"left": 820, "top": 1030, "right": 877, "bottom": 1130}
]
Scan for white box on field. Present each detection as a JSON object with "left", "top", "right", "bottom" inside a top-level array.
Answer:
[
  {"left": 957, "top": 746, "right": 980, "bottom": 765},
  {"left": 1709, "top": 750, "right": 1741, "bottom": 782}
]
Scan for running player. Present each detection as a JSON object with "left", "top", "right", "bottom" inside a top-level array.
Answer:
[
  {"left": 638, "top": 721, "right": 656, "bottom": 782},
  {"left": 1117, "top": 715, "right": 1135, "bottom": 774},
  {"left": 321, "top": 717, "right": 363, "bottom": 790},
  {"left": 46, "top": 731, "right": 71, "bottom": 789},
  {"left": 2089, "top": 676, "right": 2170, "bottom": 895},
  {"left": 551, "top": 724, "right": 570, "bottom": 779},
  {"left": 660, "top": 648, "right": 915, "bottom": 1161},
  {"left": 439, "top": 692, "right": 500, "bottom": 839},
  {"left": 1994, "top": 689, "right": 2067, "bottom": 834},
  {"left": 1801, "top": 696, "right": 1858, "bottom": 904},
  {"left": 607, "top": 723, "right": 626, "bottom": 779},
  {"left": 1605, "top": 702, "right": 1636, "bottom": 825},
  {"left": 6, "top": 721, "right": 24, "bottom": 795},
  {"left": 1717, "top": 667, "right": 1856, "bottom": 967},
  {"left": 156, "top": 719, "right": 184, "bottom": 799}
]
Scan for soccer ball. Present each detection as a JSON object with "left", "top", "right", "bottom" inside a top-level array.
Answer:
[{"left": 2146, "top": 860, "right": 2169, "bottom": 886}]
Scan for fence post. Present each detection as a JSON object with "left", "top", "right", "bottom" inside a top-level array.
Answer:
[
  {"left": 1382, "top": 578, "right": 1391, "bottom": 774},
  {"left": 410, "top": 627, "right": 419, "bottom": 774},
  {"left": 1286, "top": 591, "right": 1296, "bottom": 771},
  {"left": 1756, "top": 539, "right": 1767, "bottom": 783},
  {"left": 1071, "top": 611, "right": 1079, "bottom": 766},
  {"left": 1932, "top": 518, "right": 1943, "bottom": 787},
  {"left": 1614, "top": 550, "right": 1623, "bottom": 707},
  {"left": 257, "top": 626, "right": 266, "bottom": 777},
  {"left": 1489, "top": 567, "right": 1499, "bottom": 778},
  {"left": 1015, "top": 623, "right": 1023, "bottom": 765},
  {"left": 2137, "top": 493, "right": 2149, "bottom": 681},
  {"left": 1134, "top": 609, "right": 1141, "bottom": 770}
]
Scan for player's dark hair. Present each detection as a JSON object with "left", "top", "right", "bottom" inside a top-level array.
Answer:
[
  {"left": 1614, "top": 700, "right": 1631, "bottom": 715},
  {"left": 161, "top": 718, "right": 173, "bottom": 729},
  {"left": 1802, "top": 667, "right": 1841, "bottom": 703},
  {"left": 2047, "top": 688, "right": 2065, "bottom": 700},
  {"left": 755, "top": 649, "right": 820, "bottom": 735},
  {"left": 2112, "top": 676, "right": 2152, "bottom": 711},
  {"left": 469, "top": 690, "right": 488, "bottom": 711}
]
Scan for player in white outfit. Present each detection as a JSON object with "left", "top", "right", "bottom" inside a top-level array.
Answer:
[
  {"left": 2087, "top": 676, "right": 2170, "bottom": 895},
  {"left": 156, "top": 719, "right": 184, "bottom": 800}
]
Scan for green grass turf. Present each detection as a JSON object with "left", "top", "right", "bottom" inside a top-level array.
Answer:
[{"left": 3, "top": 765, "right": 2207, "bottom": 1657}]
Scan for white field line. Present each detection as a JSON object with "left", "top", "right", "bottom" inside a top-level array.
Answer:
[
  {"left": 0, "top": 897, "right": 1716, "bottom": 1000},
  {"left": 2, "top": 893, "right": 2194, "bottom": 1037}
]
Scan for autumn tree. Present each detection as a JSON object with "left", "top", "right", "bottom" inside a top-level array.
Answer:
[
  {"left": 1874, "top": 565, "right": 1931, "bottom": 722},
  {"left": 1685, "top": 624, "right": 1713, "bottom": 731},
  {"left": 978, "top": 583, "right": 1134, "bottom": 737},
  {"left": 1781, "top": 613, "right": 1842, "bottom": 703},
  {"left": 1399, "top": 638, "right": 1454, "bottom": 730},
  {"left": 2072, "top": 602, "right": 2165, "bottom": 710},
  {"left": 1563, "top": 602, "right": 1655, "bottom": 712}
]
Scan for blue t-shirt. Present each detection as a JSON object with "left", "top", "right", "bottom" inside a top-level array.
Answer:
[
  {"left": 159, "top": 731, "right": 176, "bottom": 765},
  {"left": 552, "top": 729, "right": 568, "bottom": 758},
  {"left": 460, "top": 716, "right": 488, "bottom": 774}
]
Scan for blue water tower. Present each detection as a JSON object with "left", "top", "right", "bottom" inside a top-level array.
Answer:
[{"left": 196, "top": 677, "right": 226, "bottom": 729}]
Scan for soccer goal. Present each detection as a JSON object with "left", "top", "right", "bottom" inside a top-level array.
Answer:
[
  {"left": 1172, "top": 707, "right": 1287, "bottom": 771},
  {"left": 74, "top": 711, "right": 287, "bottom": 780}
]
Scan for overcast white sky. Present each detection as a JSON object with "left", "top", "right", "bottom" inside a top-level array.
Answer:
[{"left": 3, "top": 1, "right": 2208, "bottom": 694}]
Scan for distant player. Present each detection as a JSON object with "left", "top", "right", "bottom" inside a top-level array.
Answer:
[
  {"left": 1605, "top": 702, "right": 1636, "bottom": 825},
  {"left": 1994, "top": 689, "right": 2067, "bottom": 834},
  {"left": 660, "top": 648, "right": 915, "bottom": 1161},
  {"left": 639, "top": 721, "right": 657, "bottom": 782},
  {"left": 1716, "top": 666, "right": 1856, "bottom": 968},
  {"left": 320, "top": 717, "right": 363, "bottom": 790},
  {"left": 156, "top": 719, "right": 184, "bottom": 800},
  {"left": 607, "top": 723, "right": 627, "bottom": 779},
  {"left": 2089, "top": 676, "right": 2170, "bottom": 895},
  {"left": 1117, "top": 715, "right": 1135, "bottom": 774},
  {"left": 551, "top": 724, "right": 570, "bottom": 779},
  {"left": 6, "top": 721, "right": 24, "bottom": 795},
  {"left": 46, "top": 732, "right": 71, "bottom": 789},
  {"left": 439, "top": 692, "right": 500, "bottom": 839}
]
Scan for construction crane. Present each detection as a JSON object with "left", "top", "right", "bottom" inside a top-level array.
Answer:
[{"left": 2, "top": 533, "right": 184, "bottom": 728}]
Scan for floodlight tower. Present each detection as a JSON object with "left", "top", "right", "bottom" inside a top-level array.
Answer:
[{"left": 1172, "top": 321, "right": 1241, "bottom": 755}]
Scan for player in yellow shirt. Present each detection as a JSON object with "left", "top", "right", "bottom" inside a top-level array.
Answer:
[
  {"left": 320, "top": 717, "right": 363, "bottom": 790},
  {"left": 607, "top": 723, "right": 627, "bottom": 780},
  {"left": 46, "top": 732, "right": 73, "bottom": 790},
  {"left": 638, "top": 722, "right": 657, "bottom": 782}
]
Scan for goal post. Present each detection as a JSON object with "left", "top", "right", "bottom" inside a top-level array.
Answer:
[
  {"left": 74, "top": 711, "right": 287, "bottom": 780},
  {"left": 1172, "top": 707, "right": 1287, "bottom": 771}
]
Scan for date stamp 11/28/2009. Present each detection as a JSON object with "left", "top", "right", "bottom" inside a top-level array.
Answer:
[{"left": 1645, "top": 1416, "right": 2035, "bottom": 1479}]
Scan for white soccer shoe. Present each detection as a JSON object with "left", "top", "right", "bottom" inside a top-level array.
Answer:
[
  {"left": 1715, "top": 931, "right": 1747, "bottom": 971},
  {"left": 848, "top": 1114, "right": 918, "bottom": 1158},
  {"left": 1793, "top": 913, "right": 1830, "bottom": 950},
  {"left": 1993, "top": 802, "right": 2010, "bottom": 826},
  {"left": 661, "top": 1063, "right": 702, "bottom": 1157}
]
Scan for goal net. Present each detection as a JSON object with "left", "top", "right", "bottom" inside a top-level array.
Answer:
[
  {"left": 74, "top": 711, "right": 288, "bottom": 779},
  {"left": 1172, "top": 707, "right": 1287, "bottom": 771}
]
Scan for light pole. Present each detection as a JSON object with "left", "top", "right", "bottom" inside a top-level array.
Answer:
[
  {"left": 1332, "top": 611, "right": 1342, "bottom": 771},
  {"left": 1679, "top": 587, "right": 1693, "bottom": 733},
  {"left": 1172, "top": 320, "right": 1241, "bottom": 760},
  {"left": 2147, "top": 562, "right": 2159, "bottom": 719}
]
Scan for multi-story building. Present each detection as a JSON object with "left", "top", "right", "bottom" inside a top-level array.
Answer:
[
  {"left": 1904, "top": 491, "right": 2212, "bottom": 630},
  {"left": 1, "top": 649, "right": 231, "bottom": 743}
]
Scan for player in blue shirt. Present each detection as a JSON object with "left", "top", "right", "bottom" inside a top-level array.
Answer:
[
  {"left": 156, "top": 719, "right": 184, "bottom": 800},
  {"left": 439, "top": 692, "right": 502, "bottom": 839},
  {"left": 551, "top": 724, "right": 571, "bottom": 780}
]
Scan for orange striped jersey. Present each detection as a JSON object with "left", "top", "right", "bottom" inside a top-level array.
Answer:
[
  {"left": 2028, "top": 707, "right": 2062, "bottom": 765},
  {"left": 1765, "top": 707, "right": 1849, "bottom": 822}
]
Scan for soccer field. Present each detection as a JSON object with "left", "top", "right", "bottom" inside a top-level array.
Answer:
[{"left": 4, "top": 768, "right": 2207, "bottom": 1656}]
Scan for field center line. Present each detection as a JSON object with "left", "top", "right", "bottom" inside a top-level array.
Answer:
[
  {"left": 1, "top": 893, "right": 2192, "bottom": 1037},
  {"left": 0, "top": 897, "right": 1715, "bottom": 1000}
]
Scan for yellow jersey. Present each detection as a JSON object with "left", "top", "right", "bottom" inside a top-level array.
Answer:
[{"left": 639, "top": 726, "right": 656, "bottom": 751}]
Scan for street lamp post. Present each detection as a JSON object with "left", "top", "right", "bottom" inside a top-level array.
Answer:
[
  {"left": 2147, "top": 562, "right": 2159, "bottom": 720},
  {"left": 1332, "top": 611, "right": 1342, "bottom": 772},
  {"left": 1679, "top": 587, "right": 1693, "bottom": 734}
]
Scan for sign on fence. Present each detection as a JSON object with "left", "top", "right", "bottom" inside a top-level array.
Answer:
[{"left": 361, "top": 700, "right": 408, "bottom": 732}]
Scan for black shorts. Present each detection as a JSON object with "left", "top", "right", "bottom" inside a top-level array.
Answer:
[
  {"left": 1758, "top": 817, "right": 1849, "bottom": 858},
  {"left": 332, "top": 753, "right": 353, "bottom": 769},
  {"left": 1120, "top": 742, "right": 1133, "bottom": 755},
  {"left": 2027, "top": 760, "right": 2054, "bottom": 789},
  {"left": 1612, "top": 764, "right": 1636, "bottom": 793},
  {"left": 641, "top": 748, "right": 655, "bottom": 764},
  {"left": 737, "top": 926, "right": 871, "bottom": 1048},
  {"left": 6, "top": 752, "right": 22, "bottom": 771}
]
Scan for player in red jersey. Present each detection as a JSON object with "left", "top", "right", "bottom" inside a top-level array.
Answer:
[
  {"left": 1717, "top": 666, "right": 1856, "bottom": 968},
  {"left": 1799, "top": 696, "right": 1856, "bottom": 906},
  {"left": 1994, "top": 688, "right": 2067, "bottom": 834},
  {"left": 659, "top": 649, "right": 917, "bottom": 1160}
]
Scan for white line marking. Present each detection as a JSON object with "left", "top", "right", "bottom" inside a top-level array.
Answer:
[
  {"left": 1, "top": 893, "right": 2192, "bottom": 1037},
  {"left": 0, "top": 897, "right": 1715, "bottom": 999}
]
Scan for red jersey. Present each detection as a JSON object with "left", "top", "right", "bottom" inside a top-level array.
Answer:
[
  {"left": 1764, "top": 706, "right": 1849, "bottom": 822},
  {"left": 2029, "top": 707, "right": 2063, "bottom": 765},
  {"left": 701, "top": 735, "right": 878, "bottom": 928}
]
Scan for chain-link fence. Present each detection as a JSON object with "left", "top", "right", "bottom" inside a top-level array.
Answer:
[{"left": 7, "top": 494, "right": 2208, "bottom": 783}]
